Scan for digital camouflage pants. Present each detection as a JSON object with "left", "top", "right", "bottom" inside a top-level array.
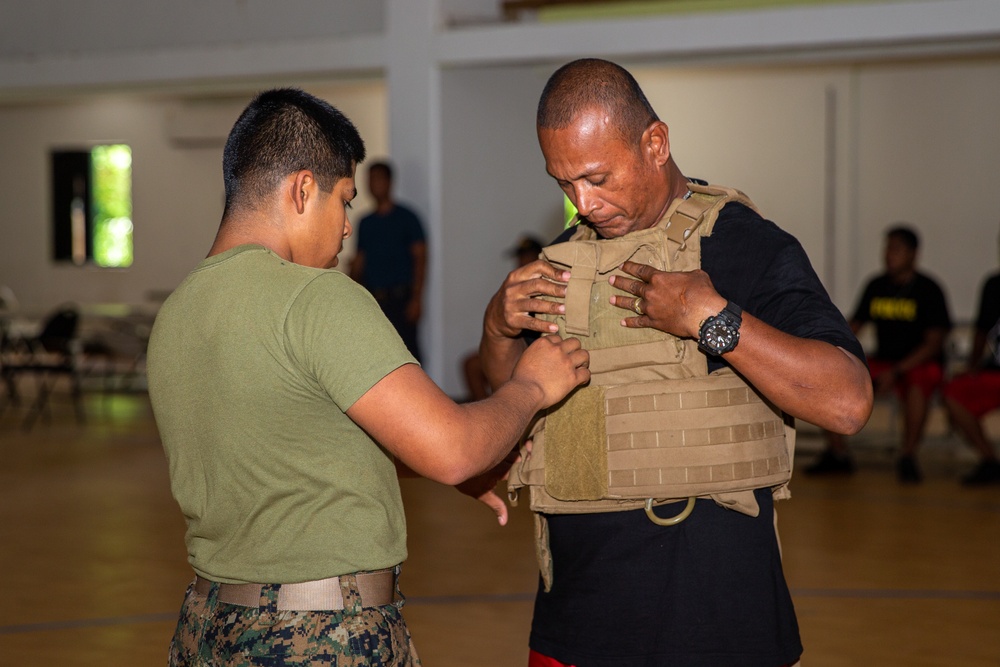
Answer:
[{"left": 168, "top": 575, "right": 421, "bottom": 666}]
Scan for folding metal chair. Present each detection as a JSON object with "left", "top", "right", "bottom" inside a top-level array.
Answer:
[{"left": 0, "top": 305, "right": 84, "bottom": 430}]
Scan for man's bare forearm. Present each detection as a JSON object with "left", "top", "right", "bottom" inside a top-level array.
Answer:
[
  {"left": 480, "top": 331, "right": 527, "bottom": 392},
  {"left": 451, "top": 376, "right": 546, "bottom": 474},
  {"left": 725, "top": 313, "right": 873, "bottom": 435},
  {"left": 350, "top": 338, "right": 588, "bottom": 485}
]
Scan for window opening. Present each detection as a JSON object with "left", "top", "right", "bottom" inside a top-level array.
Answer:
[{"left": 51, "top": 144, "right": 133, "bottom": 267}]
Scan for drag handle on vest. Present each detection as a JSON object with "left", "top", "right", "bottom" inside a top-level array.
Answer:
[{"left": 644, "top": 497, "right": 696, "bottom": 526}]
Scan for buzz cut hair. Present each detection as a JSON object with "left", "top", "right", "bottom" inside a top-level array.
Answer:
[
  {"left": 222, "top": 88, "right": 366, "bottom": 214},
  {"left": 537, "top": 58, "right": 659, "bottom": 145},
  {"left": 887, "top": 224, "right": 920, "bottom": 251}
]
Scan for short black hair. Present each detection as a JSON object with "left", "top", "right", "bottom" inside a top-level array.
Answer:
[
  {"left": 368, "top": 161, "right": 394, "bottom": 181},
  {"left": 537, "top": 58, "right": 659, "bottom": 144},
  {"left": 886, "top": 225, "right": 920, "bottom": 251},
  {"left": 222, "top": 88, "right": 366, "bottom": 214},
  {"left": 509, "top": 235, "right": 543, "bottom": 258}
]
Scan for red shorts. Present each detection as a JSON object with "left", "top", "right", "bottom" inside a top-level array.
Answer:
[
  {"left": 943, "top": 370, "right": 1000, "bottom": 417},
  {"left": 529, "top": 650, "right": 575, "bottom": 667},
  {"left": 867, "top": 358, "right": 943, "bottom": 399}
]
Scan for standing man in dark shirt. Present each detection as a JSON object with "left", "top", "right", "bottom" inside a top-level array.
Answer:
[
  {"left": 350, "top": 161, "right": 427, "bottom": 361},
  {"left": 943, "top": 238, "right": 1000, "bottom": 485},
  {"left": 807, "top": 225, "right": 951, "bottom": 483},
  {"left": 479, "top": 58, "right": 872, "bottom": 667}
]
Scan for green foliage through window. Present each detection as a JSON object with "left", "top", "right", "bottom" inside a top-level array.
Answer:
[
  {"left": 90, "top": 145, "right": 133, "bottom": 268},
  {"left": 564, "top": 193, "right": 578, "bottom": 228},
  {"left": 51, "top": 144, "right": 134, "bottom": 267}
]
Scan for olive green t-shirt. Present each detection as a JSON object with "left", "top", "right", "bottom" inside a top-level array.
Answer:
[{"left": 147, "top": 245, "right": 416, "bottom": 584}]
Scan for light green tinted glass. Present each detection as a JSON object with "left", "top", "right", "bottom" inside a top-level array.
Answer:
[
  {"left": 91, "top": 144, "right": 133, "bottom": 268},
  {"left": 564, "top": 193, "right": 578, "bottom": 229}
]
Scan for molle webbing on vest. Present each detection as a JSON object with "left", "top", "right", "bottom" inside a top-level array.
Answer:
[
  {"left": 512, "top": 370, "right": 791, "bottom": 514},
  {"left": 551, "top": 371, "right": 788, "bottom": 500},
  {"left": 604, "top": 376, "right": 787, "bottom": 497}
]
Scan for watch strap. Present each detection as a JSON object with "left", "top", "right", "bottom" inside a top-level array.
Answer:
[{"left": 723, "top": 301, "right": 742, "bottom": 323}]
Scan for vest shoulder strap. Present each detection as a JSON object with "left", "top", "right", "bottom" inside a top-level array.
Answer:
[{"left": 661, "top": 182, "right": 759, "bottom": 245}]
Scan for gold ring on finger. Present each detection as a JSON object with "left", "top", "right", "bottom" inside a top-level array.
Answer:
[{"left": 633, "top": 299, "right": 644, "bottom": 316}]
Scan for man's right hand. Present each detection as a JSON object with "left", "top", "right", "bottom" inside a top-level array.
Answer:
[
  {"left": 511, "top": 335, "right": 590, "bottom": 409},
  {"left": 483, "top": 259, "right": 571, "bottom": 340}
]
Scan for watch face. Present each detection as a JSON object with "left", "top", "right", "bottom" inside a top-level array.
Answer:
[
  {"left": 699, "top": 311, "right": 740, "bottom": 355},
  {"left": 704, "top": 321, "right": 736, "bottom": 351}
]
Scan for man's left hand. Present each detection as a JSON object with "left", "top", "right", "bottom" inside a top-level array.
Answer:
[{"left": 608, "top": 260, "right": 726, "bottom": 339}]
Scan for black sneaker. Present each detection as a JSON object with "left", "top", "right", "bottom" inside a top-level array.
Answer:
[
  {"left": 804, "top": 449, "right": 855, "bottom": 475},
  {"left": 961, "top": 459, "right": 1000, "bottom": 486},
  {"left": 896, "top": 456, "right": 923, "bottom": 484}
]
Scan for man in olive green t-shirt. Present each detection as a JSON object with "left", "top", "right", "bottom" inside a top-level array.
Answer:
[{"left": 147, "top": 88, "right": 589, "bottom": 667}]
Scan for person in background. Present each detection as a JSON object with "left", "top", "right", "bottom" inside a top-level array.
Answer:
[
  {"left": 147, "top": 88, "right": 590, "bottom": 666},
  {"left": 942, "top": 233, "right": 1000, "bottom": 485},
  {"left": 463, "top": 235, "right": 544, "bottom": 402},
  {"left": 807, "top": 225, "right": 951, "bottom": 483},
  {"left": 350, "top": 161, "right": 427, "bottom": 361},
  {"left": 479, "top": 58, "right": 872, "bottom": 667},
  {"left": 510, "top": 235, "right": 545, "bottom": 268}
]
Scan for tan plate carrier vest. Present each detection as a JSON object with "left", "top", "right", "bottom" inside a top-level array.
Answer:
[{"left": 507, "top": 184, "right": 795, "bottom": 589}]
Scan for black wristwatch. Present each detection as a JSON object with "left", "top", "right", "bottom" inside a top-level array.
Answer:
[{"left": 698, "top": 301, "right": 743, "bottom": 356}]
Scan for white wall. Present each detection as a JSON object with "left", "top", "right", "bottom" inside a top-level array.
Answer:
[
  {"left": 437, "top": 64, "right": 566, "bottom": 394},
  {"left": 0, "top": 80, "right": 387, "bottom": 316},
  {"left": 634, "top": 65, "right": 848, "bottom": 291},
  {"left": 0, "top": 1, "right": 385, "bottom": 59},
  {"left": 440, "top": 0, "right": 504, "bottom": 26}
]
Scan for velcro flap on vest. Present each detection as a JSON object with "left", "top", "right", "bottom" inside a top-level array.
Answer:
[
  {"left": 544, "top": 385, "right": 609, "bottom": 501},
  {"left": 545, "top": 243, "right": 598, "bottom": 336},
  {"left": 542, "top": 232, "right": 667, "bottom": 339}
]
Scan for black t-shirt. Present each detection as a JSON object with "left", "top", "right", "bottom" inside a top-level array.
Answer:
[
  {"left": 529, "top": 203, "right": 864, "bottom": 667},
  {"left": 975, "top": 272, "right": 1000, "bottom": 370},
  {"left": 850, "top": 272, "right": 951, "bottom": 363}
]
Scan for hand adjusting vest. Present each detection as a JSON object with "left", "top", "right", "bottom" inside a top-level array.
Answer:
[{"left": 508, "top": 182, "right": 794, "bottom": 534}]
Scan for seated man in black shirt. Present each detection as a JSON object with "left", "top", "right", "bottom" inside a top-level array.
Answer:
[
  {"left": 479, "top": 58, "right": 873, "bottom": 667},
  {"left": 943, "top": 250, "right": 1000, "bottom": 485},
  {"left": 807, "top": 226, "right": 951, "bottom": 483}
]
